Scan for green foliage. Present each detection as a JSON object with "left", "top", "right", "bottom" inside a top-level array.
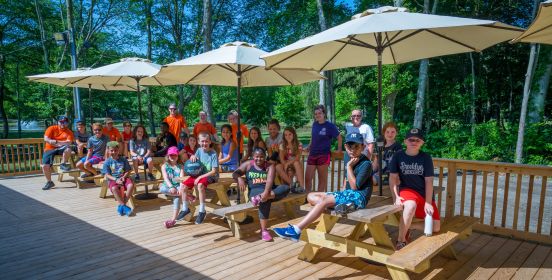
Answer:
[{"left": 274, "top": 86, "right": 308, "bottom": 129}]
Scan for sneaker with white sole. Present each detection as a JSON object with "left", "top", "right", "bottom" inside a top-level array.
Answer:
[
  {"left": 273, "top": 224, "right": 301, "bottom": 242},
  {"left": 195, "top": 211, "right": 207, "bottom": 224},
  {"left": 42, "top": 181, "right": 55, "bottom": 190}
]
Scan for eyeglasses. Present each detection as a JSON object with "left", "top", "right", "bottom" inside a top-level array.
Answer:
[
  {"left": 407, "top": 138, "right": 421, "bottom": 143},
  {"left": 93, "top": 129, "right": 101, "bottom": 132},
  {"left": 124, "top": 125, "right": 132, "bottom": 127},
  {"left": 351, "top": 115, "right": 361, "bottom": 118},
  {"left": 169, "top": 108, "right": 176, "bottom": 110}
]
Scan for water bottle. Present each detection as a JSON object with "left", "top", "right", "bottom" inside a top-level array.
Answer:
[{"left": 424, "top": 214, "right": 433, "bottom": 236}]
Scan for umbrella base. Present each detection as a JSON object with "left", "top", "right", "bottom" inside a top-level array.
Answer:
[{"left": 135, "top": 193, "right": 158, "bottom": 200}]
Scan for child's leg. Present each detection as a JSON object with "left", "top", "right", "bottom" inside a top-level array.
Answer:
[
  {"left": 112, "top": 185, "right": 125, "bottom": 205},
  {"left": 146, "top": 157, "right": 154, "bottom": 174},
  {"left": 305, "top": 164, "right": 316, "bottom": 193},
  {"left": 306, "top": 192, "right": 326, "bottom": 205},
  {"left": 83, "top": 161, "right": 97, "bottom": 175},
  {"left": 398, "top": 200, "right": 417, "bottom": 242},
  {"left": 76, "top": 159, "right": 87, "bottom": 173},
  {"left": 296, "top": 193, "right": 335, "bottom": 230},
  {"left": 293, "top": 160, "right": 305, "bottom": 188},
  {"left": 315, "top": 164, "right": 329, "bottom": 192},
  {"left": 124, "top": 181, "right": 134, "bottom": 205},
  {"left": 197, "top": 183, "right": 206, "bottom": 212},
  {"left": 172, "top": 196, "right": 181, "bottom": 220},
  {"left": 132, "top": 158, "right": 139, "bottom": 174},
  {"left": 275, "top": 164, "right": 292, "bottom": 185}
]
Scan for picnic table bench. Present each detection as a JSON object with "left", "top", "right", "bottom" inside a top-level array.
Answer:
[
  {"left": 213, "top": 192, "right": 307, "bottom": 239},
  {"left": 294, "top": 200, "right": 478, "bottom": 280}
]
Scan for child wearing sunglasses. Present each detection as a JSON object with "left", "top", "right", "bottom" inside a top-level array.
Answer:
[{"left": 390, "top": 128, "right": 440, "bottom": 250}]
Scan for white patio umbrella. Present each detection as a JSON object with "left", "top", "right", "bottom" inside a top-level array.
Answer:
[
  {"left": 262, "top": 6, "right": 523, "bottom": 195},
  {"left": 511, "top": 0, "right": 552, "bottom": 44},
  {"left": 155, "top": 41, "right": 325, "bottom": 203},
  {"left": 68, "top": 57, "right": 172, "bottom": 123},
  {"left": 27, "top": 68, "right": 141, "bottom": 125}
]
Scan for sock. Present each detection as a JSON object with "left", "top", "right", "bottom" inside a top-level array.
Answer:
[
  {"left": 293, "top": 225, "right": 301, "bottom": 234},
  {"left": 199, "top": 203, "right": 206, "bottom": 213},
  {"left": 182, "top": 201, "right": 189, "bottom": 211}
]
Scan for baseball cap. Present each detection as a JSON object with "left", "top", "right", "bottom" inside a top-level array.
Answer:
[
  {"left": 167, "top": 146, "right": 179, "bottom": 156},
  {"left": 345, "top": 133, "right": 364, "bottom": 144},
  {"left": 405, "top": 128, "right": 424, "bottom": 141},
  {"left": 180, "top": 131, "right": 188, "bottom": 139},
  {"left": 107, "top": 141, "right": 119, "bottom": 148},
  {"left": 104, "top": 117, "right": 114, "bottom": 124},
  {"left": 57, "top": 116, "right": 69, "bottom": 123},
  {"left": 75, "top": 119, "right": 85, "bottom": 125}
]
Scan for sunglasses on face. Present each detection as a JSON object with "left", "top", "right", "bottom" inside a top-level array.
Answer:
[
  {"left": 407, "top": 138, "right": 422, "bottom": 143},
  {"left": 93, "top": 129, "right": 101, "bottom": 132},
  {"left": 351, "top": 115, "right": 361, "bottom": 118},
  {"left": 169, "top": 108, "right": 176, "bottom": 110}
]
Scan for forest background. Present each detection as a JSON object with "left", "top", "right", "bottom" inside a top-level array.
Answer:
[{"left": 0, "top": 0, "right": 550, "bottom": 165}]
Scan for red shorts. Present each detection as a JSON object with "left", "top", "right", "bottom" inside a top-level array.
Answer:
[
  {"left": 108, "top": 178, "right": 133, "bottom": 193},
  {"left": 307, "top": 154, "right": 331, "bottom": 166},
  {"left": 399, "top": 188, "right": 440, "bottom": 220},
  {"left": 182, "top": 176, "right": 211, "bottom": 189}
]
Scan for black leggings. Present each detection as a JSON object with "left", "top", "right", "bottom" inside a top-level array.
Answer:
[{"left": 248, "top": 184, "right": 289, "bottom": 219}]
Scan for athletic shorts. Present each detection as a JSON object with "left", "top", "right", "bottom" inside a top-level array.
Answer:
[
  {"left": 42, "top": 147, "right": 69, "bottom": 165},
  {"left": 399, "top": 188, "right": 440, "bottom": 220},
  {"left": 131, "top": 156, "right": 151, "bottom": 167},
  {"left": 307, "top": 153, "right": 331, "bottom": 166},
  {"left": 182, "top": 175, "right": 217, "bottom": 189},
  {"left": 108, "top": 177, "right": 133, "bottom": 193},
  {"left": 79, "top": 155, "right": 104, "bottom": 165}
]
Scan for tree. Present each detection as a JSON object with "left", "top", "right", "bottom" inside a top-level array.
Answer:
[
  {"left": 528, "top": 48, "right": 552, "bottom": 123},
  {"left": 274, "top": 86, "right": 308, "bottom": 129},
  {"left": 201, "top": 0, "right": 215, "bottom": 125}
]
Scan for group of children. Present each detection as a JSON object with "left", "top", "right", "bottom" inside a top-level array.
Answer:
[{"left": 42, "top": 112, "right": 439, "bottom": 250}]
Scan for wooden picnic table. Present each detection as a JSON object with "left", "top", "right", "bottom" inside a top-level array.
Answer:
[{"left": 295, "top": 192, "right": 477, "bottom": 280}]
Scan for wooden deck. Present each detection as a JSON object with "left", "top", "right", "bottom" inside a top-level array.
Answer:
[{"left": 1, "top": 174, "right": 551, "bottom": 280}]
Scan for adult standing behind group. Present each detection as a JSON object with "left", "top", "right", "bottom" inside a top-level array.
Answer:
[
  {"left": 344, "top": 109, "right": 374, "bottom": 158},
  {"left": 304, "top": 105, "right": 342, "bottom": 193},
  {"left": 193, "top": 111, "right": 219, "bottom": 142},
  {"left": 41, "top": 116, "right": 75, "bottom": 190},
  {"left": 164, "top": 103, "right": 190, "bottom": 142}
]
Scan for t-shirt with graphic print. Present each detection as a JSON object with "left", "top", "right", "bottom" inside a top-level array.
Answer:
[
  {"left": 246, "top": 162, "right": 268, "bottom": 190},
  {"left": 389, "top": 150, "right": 434, "bottom": 199},
  {"left": 310, "top": 121, "right": 340, "bottom": 156},
  {"left": 87, "top": 135, "right": 109, "bottom": 157},
  {"left": 129, "top": 138, "right": 150, "bottom": 157},
  {"left": 102, "top": 156, "right": 131, "bottom": 180},
  {"left": 195, "top": 148, "right": 219, "bottom": 180}
]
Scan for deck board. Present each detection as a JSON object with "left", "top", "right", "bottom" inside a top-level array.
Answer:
[{"left": 1, "top": 174, "right": 551, "bottom": 280}]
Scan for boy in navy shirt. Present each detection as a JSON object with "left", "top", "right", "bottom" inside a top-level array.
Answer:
[{"left": 390, "top": 128, "right": 440, "bottom": 250}]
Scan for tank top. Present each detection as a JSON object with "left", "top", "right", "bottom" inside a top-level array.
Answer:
[
  {"left": 246, "top": 161, "right": 268, "bottom": 189},
  {"left": 163, "top": 162, "right": 183, "bottom": 188},
  {"left": 221, "top": 141, "right": 238, "bottom": 167}
]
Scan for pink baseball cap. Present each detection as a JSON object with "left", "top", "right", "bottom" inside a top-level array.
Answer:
[{"left": 167, "top": 146, "right": 179, "bottom": 156}]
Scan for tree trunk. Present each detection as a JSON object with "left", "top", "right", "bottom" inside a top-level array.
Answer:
[
  {"left": 145, "top": 0, "right": 156, "bottom": 135},
  {"left": 0, "top": 55, "right": 8, "bottom": 138},
  {"left": 393, "top": 0, "right": 403, "bottom": 6},
  {"left": 413, "top": 0, "right": 436, "bottom": 129},
  {"left": 202, "top": 0, "right": 215, "bottom": 125},
  {"left": 469, "top": 53, "right": 477, "bottom": 135},
  {"left": 515, "top": 0, "right": 541, "bottom": 164},
  {"left": 386, "top": 70, "right": 398, "bottom": 121},
  {"left": 528, "top": 49, "right": 552, "bottom": 123},
  {"left": 315, "top": 0, "right": 329, "bottom": 117},
  {"left": 33, "top": 0, "right": 53, "bottom": 107}
]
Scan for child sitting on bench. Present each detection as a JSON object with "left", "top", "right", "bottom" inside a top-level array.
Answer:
[
  {"left": 177, "top": 132, "right": 219, "bottom": 225},
  {"left": 160, "top": 146, "right": 185, "bottom": 228},
  {"left": 102, "top": 141, "right": 134, "bottom": 216},
  {"left": 273, "top": 133, "right": 372, "bottom": 242},
  {"left": 233, "top": 147, "right": 290, "bottom": 242},
  {"left": 390, "top": 128, "right": 440, "bottom": 250}
]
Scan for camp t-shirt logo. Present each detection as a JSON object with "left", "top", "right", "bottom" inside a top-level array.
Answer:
[
  {"left": 109, "top": 160, "right": 125, "bottom": 178},
  {"left": 319, "top": 128, "right": 327, "bottom": 136},
  {"left": 248, "top": 171, "right": 267, "bottom": 184},
  {"left": 399, "top": 162, "right": 424, "bottom": 175}
]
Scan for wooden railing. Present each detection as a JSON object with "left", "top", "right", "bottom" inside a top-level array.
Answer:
[{"left": 2, "top": 138, "right": 551, "bottom": 244}]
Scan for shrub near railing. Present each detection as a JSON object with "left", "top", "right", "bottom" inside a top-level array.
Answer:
[{"left": 2, "top": 139, "right": 550, "bottom": 244}]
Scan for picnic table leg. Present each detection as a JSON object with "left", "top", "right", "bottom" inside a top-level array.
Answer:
[
  {"left": 227, "top": 212, "right": 247, "bottom": 239},
  {"left": 387, "top": 266, "right": 411, "bottom": 280},
  {"left": 298, "top": 213, "right": 339, "bottom": 262},
  {"left": 214, "top": 186, "right": 230, "bottom": 206},
  {"left": 347, "top": 222, "right": 369, "bottom": 240},
  {"left": 99, "top": 179, "right": 108, "bottom": 198},
  {"left": 439, "top": 245, "right": 458, "bottom": 259},
  {"left": 367, "top": 222, "right": 395, "bottom": 250}
]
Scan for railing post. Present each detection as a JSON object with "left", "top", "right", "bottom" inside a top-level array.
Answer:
[{"left": 445, "top": 162, "right": 457, "bottom": 219}]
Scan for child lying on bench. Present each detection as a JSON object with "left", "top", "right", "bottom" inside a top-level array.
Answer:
[
  {"left": 273, "top": 133, "right": 373, "bottom": 242},
  {"left": 233, "top": 147, "right": 290, "bottom": 241}
]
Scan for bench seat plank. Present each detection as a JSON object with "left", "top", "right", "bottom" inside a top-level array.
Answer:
[
  {"left": 346, "top": 204, "right": 403, "bottom": 223},
  {"left": 387, "top": 215, "right": 479, "bottom": 272},
  {"left": 213, "top": 193, "right": 306, "bottom": 217}
]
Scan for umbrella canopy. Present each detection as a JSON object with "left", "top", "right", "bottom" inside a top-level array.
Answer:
[
  {"left": 262, "top": 6, "right": 523, "bottom": 70},
  {"left": 511, "top": 0, "right": 552, "bottom": 44},
  {"left": 27, "top": 69, "right": 141, "bottom": 91},
  {"left": 69, "top": 57, "right": 167, "bottom": 123},
  {"left": 155, "top": 41, "right": 324, "bottom": 203},
  {"left": 262, "top": 6, "right": 523, "bottom": 195},
  {"left": 27, "top": 68, "right": 142, "bottom": 125},
  {"left": 155, "top": 41, "right": 324, "bottom": 87}
]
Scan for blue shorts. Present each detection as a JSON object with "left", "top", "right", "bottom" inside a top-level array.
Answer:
[
  {"left": 328, "top": 189, "right": 368, "bottom": 209},
  {"left": 80, "top": 155, "right": 104, "bottom": 165}
]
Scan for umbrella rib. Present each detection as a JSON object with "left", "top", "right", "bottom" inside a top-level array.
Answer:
[
  {"left": 385, "top": 32, "right": 397, "bottom": 64},
  {"left": 424, "top": 29, "right": 477, "bottom": 51},
  {"left": 272, "top": 69, "right": 294, "bottom": 85},
  {"left": 319, "top": 39, "right": 352, "bottom": 71},
  {"left": 265, "top": 46, "right": 313, "bottom": 69},
  {"left": 218, "top": 64, "right": 237, "bottom": 73},
  {"left": 383, "top": 29, "right": 425, "bottom": 48},
  {"left": 242, "top": 65, "right": 258, "bottom": 73},
  {"left": 186, "top": 65, "right": 212, "bottom": 84},
  {"left": 384, "top": 31, "right": 404, "bottom": 47},
  {"left": 152, "top": 76, "right": 163, "bottom": 86},
  {"left": 114, "top": 76, "right": 123, "bottom": 85},
  {"left": 516, "top": 23, "right": 552, "bottom": 41}
]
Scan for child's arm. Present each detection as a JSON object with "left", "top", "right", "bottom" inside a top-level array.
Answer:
[
  {"left": 232, "top": 161, "right": 249, "bottom": 192},
  {"left": 345, "top": 158, "right": 359, "bottom": 190},
  {"left": 336, "top": 134, "right": 343, "bottom": 152},
  {"left": 129, "top": 141, "right": 138, "bottom": 157},
  {"left": 424, "top": 177, "right": 434, "bottom": 215},
  {"left": 261, "top": 165, "right": 276, "bottom": 201},
  {"left": 219, "top": 141, "right": 236, "bottom": 164},
  {"left": 161, "top": 164, "right": 173, "bottom": 188},
  {"left": 390, "top": 173, "right": 401, "bottom": 205}
]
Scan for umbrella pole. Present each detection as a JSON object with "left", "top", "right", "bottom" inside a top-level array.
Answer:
[
  {"left": 376, "top": 38, "right": 384, "bottom": 197},
  {"left": 137, "top": 79, "right": 143, "bottom": 124},
  {"left": 236, "top": 66, "right": 242, "bottom": 204},
  {"left": 88, "top": 84, "right": 92, "bottom": 126}
]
